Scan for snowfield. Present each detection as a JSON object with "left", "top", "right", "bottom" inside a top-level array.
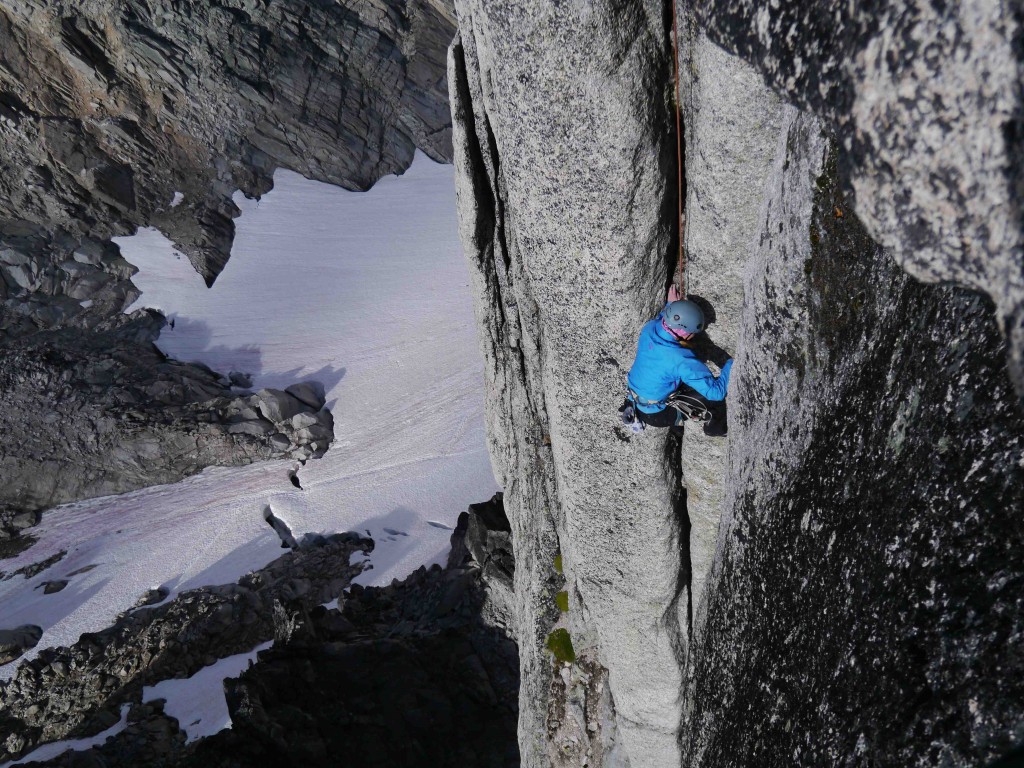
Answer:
[{"left": 0, "top": 153, "right": 497, "bottom": 755}]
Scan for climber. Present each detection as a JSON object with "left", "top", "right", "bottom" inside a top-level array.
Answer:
[{"left": 622, "top": 287, "right": 732, "bottom": 436}]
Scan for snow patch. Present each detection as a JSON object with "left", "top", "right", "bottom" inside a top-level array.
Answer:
[{"left": 142, "top": 642, "right": 272, "bottom": 742}]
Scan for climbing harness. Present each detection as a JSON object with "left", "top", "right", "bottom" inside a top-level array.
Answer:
[{"left": 620, "top": 386, "right": 712, "bottom": 434}]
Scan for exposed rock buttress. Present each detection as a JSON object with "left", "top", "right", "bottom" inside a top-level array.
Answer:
[
  {"left": 449, "top": 1, "right": 1024, "bottom": 766},
  {"left": 0, "top": 0, "right": 455, "bottom": 284},
  {"left": 449, "top": 1, "right": 687, "bottom": 764}
]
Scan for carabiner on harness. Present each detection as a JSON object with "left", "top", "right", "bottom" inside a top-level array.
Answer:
[{"left": 666, "top": 391, "right": 712, "bottom": 422}]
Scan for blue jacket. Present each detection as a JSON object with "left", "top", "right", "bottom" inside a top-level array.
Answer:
[{"left": 627, "top": 312, "right": 732, "bottom": 413}]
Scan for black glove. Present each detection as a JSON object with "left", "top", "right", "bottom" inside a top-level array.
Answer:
[{"left": 714, "top": 350, "right": 733, "bottom": 369}]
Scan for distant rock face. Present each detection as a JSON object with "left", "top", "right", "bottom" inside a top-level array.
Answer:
[
  {"left": 0, "top": 233, "right": 141, "bottom": 341},
  {"left": 0, "top": 0, "right": 456, "bottom": 285},
  {"left": 8, "top": 499, "right": 518, "bottom": 768},
  {"left": 186, "top": 517, "right": 519, "bottom": 768},
  {"left": 0, "top": 0, "right": 455, "bottom": 549},
  {"left": 0, "top": 625, "right": 42, "bottom": 666},
  {"left": 0, "top": 532, "right": 372, "bottom": 763},
  {"left": 694, "top": 0, "right": 1024, "bottom": 395}
]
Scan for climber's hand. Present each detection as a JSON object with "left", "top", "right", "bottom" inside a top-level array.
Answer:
[
  {"left": 667, "top": 285, "right": 682, "bottom": 303},
  {"left": 709, "top": 348, "right": 732, "bottom": 369}
]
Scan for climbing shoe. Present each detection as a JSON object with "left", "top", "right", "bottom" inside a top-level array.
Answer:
[{"left": 618, "top": 399, "right": 645, "bottom": 434}]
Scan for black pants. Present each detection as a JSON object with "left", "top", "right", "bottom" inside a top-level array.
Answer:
[{"left": 637, "top": 390, "right": 728, "bottom": 436}]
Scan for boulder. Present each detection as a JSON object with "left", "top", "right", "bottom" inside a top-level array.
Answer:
[
  {"left": 227, "top": 420, "right": 275, "bottom": 437},
  {"left": 285, "top": 382, "right": 326, "bottom": 410},
  {"left": 0, "top": 625, "right": 43, "bottom": 665},
  {"left": 254, "top": 389, "right": 306, "bottom": 424},
  {"left": 41, "top": 580, "right": 69, "bottom": 594}
]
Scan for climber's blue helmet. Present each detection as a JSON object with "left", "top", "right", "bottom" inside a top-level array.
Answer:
[{"left": 662, "top": 299, "right": 705, "bottom": 337}]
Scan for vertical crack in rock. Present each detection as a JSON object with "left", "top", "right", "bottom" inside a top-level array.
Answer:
[
  {"left": 449, "top": 2, "right": 687, "bottom": 764},
  {"left": 676, "top": 18, "right": 786, "bottom": 653},
  {"left": 662, "top": 432, "right": 692, "bottom": 677}
]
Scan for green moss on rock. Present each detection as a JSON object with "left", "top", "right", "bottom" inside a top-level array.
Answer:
[
  {"left": 546, "top": 628, "right": 575, "bottom": 664},
  {"left": 555, "top": 591, "right": 569, "bottom": 612}
]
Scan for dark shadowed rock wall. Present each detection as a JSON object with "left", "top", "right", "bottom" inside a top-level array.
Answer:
[
  {"left": 694, "top": 0, "right": 1024, "bottom": 395},
  {"left": 9, "top": 499, "right": 518, "bottom": 768},
  {"left": 687, "top": 112, "right": 1024, "bottom": 767}
]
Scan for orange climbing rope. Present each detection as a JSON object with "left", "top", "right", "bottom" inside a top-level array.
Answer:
[{"left": 671, "top": 0, "right": 686, "bottom": 296}]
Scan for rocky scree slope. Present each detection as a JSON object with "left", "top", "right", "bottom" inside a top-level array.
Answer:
[
  {"left": 0, "top": 0, "right": 456, "bottom": 548},
  {"left": 8, "top": 495, "right": 518, "bottom": 768},
  {"left": 0, "top": 530, "right": 372, "bottom": 763},
  {"left": 449, "top": 0, "right": 1024, "bottom": 766},
  {"left": 0, "top": 309, "right": 333, "bottom": 554}
]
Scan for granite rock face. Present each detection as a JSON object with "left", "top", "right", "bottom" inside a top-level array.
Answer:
[
  {"left": 449, "top": 1, "right": 687, "bottom": 764},
  {"left": 687, "top": 112, "right": 1024, "bottom": 767},
  {"left": 694, "top": 0, "right": 1024, "bottom": 395},
  {"left": 0, "top": 0, "right": 455, "bottom": 284},
  {"left": 449, "top": 1, "right": 1023, "bottom": 766},
  {"left": 677, "top": 24, "right": 784, "bottom": 633}
]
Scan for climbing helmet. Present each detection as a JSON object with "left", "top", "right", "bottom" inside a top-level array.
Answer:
[{"left": 663, "top": 299, "right": 704, "bottom": 335}]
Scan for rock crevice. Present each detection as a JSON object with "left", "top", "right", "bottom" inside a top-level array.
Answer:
[{"left": 449, "top": 2, "right": 689, "bottom": 764}]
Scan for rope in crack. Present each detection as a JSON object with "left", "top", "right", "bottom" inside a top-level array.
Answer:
[
  {"left": 671, "top": 0, "right": 686, "bottom": 296},
  {"left": 616, "top": 3, "right": 734, "bottom": 437}
]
